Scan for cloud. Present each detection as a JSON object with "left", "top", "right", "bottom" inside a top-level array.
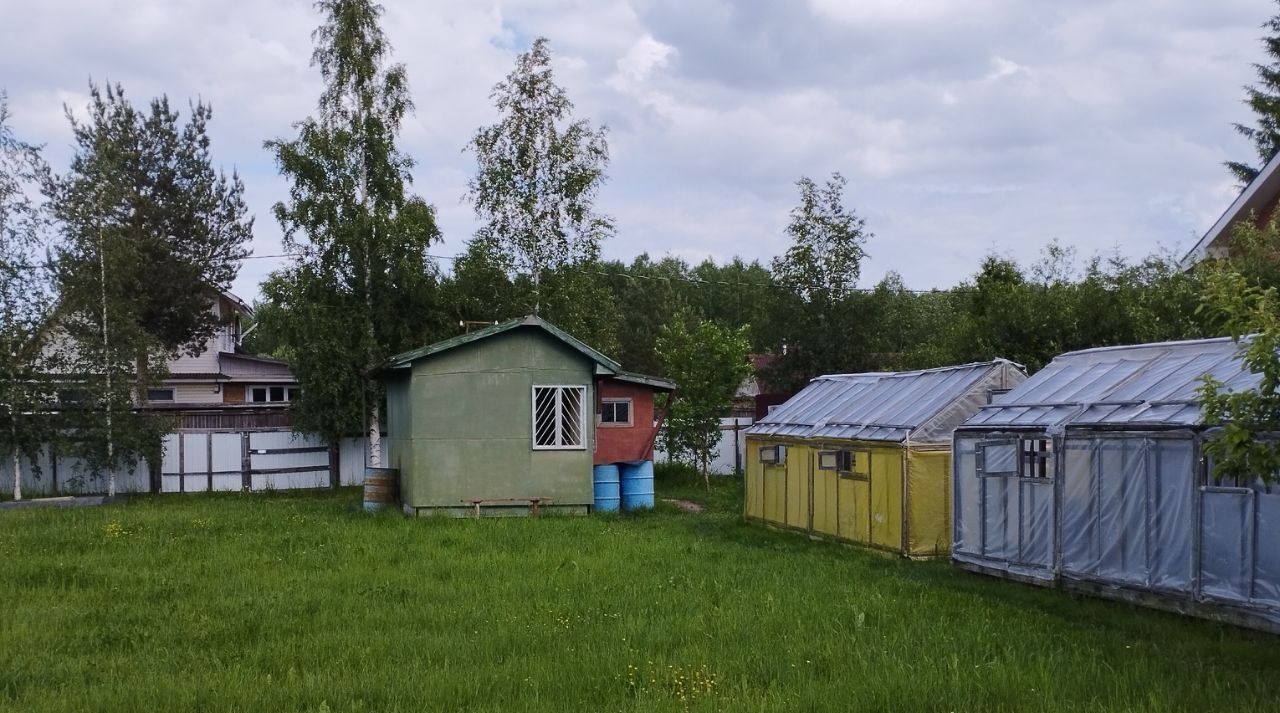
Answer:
[{"left": 0, "top": 0, "right": 1272, "bottom": 301}]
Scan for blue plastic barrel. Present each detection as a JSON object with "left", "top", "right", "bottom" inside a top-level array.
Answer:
[
  {"left": 620, "top": 460, "right": 655, "bottom": 511},
  {"left": 592, "top": 464, "right": 621, "bottom": 513}
]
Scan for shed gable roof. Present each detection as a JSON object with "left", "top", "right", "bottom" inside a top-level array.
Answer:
[
  {"left": 382, "top": 317, "right": 682, "bottom": 390},
  {"left": 748, "top": 360, "right": 1021, "bottom": 443},
  {"left": 962, "top": 336, "right": 1256, "bottom": 431}
]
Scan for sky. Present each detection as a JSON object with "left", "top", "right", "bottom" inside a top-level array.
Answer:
[{"left": 0, "top": 0, "right": 1273, "bottom": 302}]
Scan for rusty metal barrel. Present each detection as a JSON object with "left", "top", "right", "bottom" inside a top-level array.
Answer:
[{"left": 363, "top": 467, "right": 399, "bottom": 512}]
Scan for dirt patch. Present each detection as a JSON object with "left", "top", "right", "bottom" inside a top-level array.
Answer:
[{"left": 661, "top": 498, "right": 704, "bottom": 513}]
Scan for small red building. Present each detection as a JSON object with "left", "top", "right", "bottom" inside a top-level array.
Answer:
[{"left": 594, "top": 373, "right": 675, "bottom": 465}]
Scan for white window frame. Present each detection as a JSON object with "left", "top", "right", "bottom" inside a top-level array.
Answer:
[
  {"left": 249, "top": 385, "right": 292, "bottom": 403},
  {"left": 531, "top": 385, "right": 588, "bottom": 451},
  {"left": 599, "top": 397, "right": 633, "bottom": 427},
  {"left": 146, "top": 387, "right": 175, "bottom": 402}
]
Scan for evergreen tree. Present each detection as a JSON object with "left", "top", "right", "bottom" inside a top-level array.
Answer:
[
  {"left": 48, "top": 83, "right": 252, "bottom": 494},
  {"left": 266, "top": 0, "right": 443, "bottom": 463},
  {"left": 1229, "top": 3, "right": 1280, "bottom": 184},
  {"left": 467, "top": 37, "right": 613, "bottom": 312},
  {"left": 0, "top": 95, "right": 61, "bottom": 499}
]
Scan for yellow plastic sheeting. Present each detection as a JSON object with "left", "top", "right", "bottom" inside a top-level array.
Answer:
[
  {"left": 811, "top": 469, "right": 839, "bottom": 537},
  {"left": 868, "top": 444, "right": 904, "bottom": 551},
  {"left": 837, "top": 475, "right": 870, "bottom": 543},
  {"left": 743, "top": 438, "right": 765, "bottom": 519},
  {"left": 784, "top": 444, "right": 811, "bottom": 529},
  {"left": 907, "top": 449, "right": 952, "bottom": 556}
]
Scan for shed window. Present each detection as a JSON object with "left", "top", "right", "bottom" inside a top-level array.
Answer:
[
  {"left": 146, "top": 388, "right": 175, "bottom": 402},
  {"left": 1020, "top": 438, "right": 1053, "bottom": 479},
  {"left": 818, "top": 450, "right": 855, "bottom": 472},
  {"left": 979, "top": 438, "right": 1053, "bottom": 478},
  {"left": 600, "top": 398, "right": 632, "bottom": 426},
  {"left": 978, "top": 441, "right": 1018, "bottom": 476},
  {"left": 533, "top": 386, "right": 586, "bottom": 449},
  {"left": 759, "top": 445, "right": 786, "bottom": 466}
]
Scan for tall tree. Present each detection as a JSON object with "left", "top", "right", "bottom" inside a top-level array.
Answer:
[
  {"left": 48, "top": 83, "right": 252, "bottom": 495},
  {"left": 467, "top": 37, "right": 613, "bottom": 312},
  {"left": 1229, "top": 3, "right": 1280, "bottom": 184},
  {"left": 656, "top": 311, "right": 751, "bottom": 489},
  {"left": 266, "top": 0, "right": 443, "bottom": 465},
  {"left": 767, "top": 172, "right": 873, "bottom": 386},
  {"left": 0, "top": 95, "right": 60, "bottom": 499}
]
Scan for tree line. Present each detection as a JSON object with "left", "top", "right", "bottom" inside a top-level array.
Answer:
[{"left": 7, "top": 0, "right": 1280, "bottom": 493}]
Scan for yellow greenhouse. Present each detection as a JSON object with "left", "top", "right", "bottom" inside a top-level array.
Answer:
[{"left": 745, "top": 360, "right": 1025, "bottom": 557}]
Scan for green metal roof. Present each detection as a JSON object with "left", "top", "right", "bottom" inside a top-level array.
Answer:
[{"left": 385, "top": 315, "right": 624, "bottom": 373}]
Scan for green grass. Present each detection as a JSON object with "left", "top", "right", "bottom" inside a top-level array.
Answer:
[{"left": 2, "top": 480, "right": 1280, "bottom": 712}]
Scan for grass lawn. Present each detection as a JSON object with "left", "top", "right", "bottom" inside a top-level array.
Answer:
[{"left": 3, "top": 475, "right": 1280, "bottom": 712}]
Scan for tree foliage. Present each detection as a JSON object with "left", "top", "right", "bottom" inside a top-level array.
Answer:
[
  {"left": 46, "top": 82, "right": 250, "bottom": 491},
  {"left": 265, "top": 0, "right": 443, "bottom": 448},
  {"left": 1229, "top": 1, "right": 1280, "bottom": 184},
  {"left": 1197, "top": 267, "right": 1280, "bottom": 484},
  {"left": 467, "top": 37, "right": 613, "bottom": 311},
  {"left": 0, "top": 95, "right": 61, "bottom": 498},
  {"left": 656, "top": 312, "right": 751, "bottom": 487}
]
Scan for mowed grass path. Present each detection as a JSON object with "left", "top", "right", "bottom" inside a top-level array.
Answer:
[{"left": 2, "top": 481, "right": 1279, "bottom": 712}]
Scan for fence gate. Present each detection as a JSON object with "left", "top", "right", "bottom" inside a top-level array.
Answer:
[{"left": 161, "top": 430, "right": 333, "bottom": 493}]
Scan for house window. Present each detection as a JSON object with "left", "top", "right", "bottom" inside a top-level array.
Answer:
[
  {"left": 600, "top": 398, "right": 632, "bottom": 426},
  {"left": 249, "top": 386, "right": 294, "bottom": 403},
  {"left": 533, "top": 385, "right": 586, "bottom": 449},
  {"left": 146, "top": 388, "right": 175, "bottom": 402},
  {"left": 818, "top": 450, "right": 855, "bottom": 472},
  {"left": 759, "top": 444, "right": 786, "bottom": 466}
]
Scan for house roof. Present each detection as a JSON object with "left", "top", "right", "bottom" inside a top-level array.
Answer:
[
  {"left": 1181, "top": 150, "right": 1280, "bottom": 267},
  {"left": 960, "top": 336, "right": 1256, "bottom": 432},
  {"left": 748, "top": 360, "right": 1023, "bottom": 443},
  {"left": 384, "top": 316, "right": 672, "bottom": 390}
]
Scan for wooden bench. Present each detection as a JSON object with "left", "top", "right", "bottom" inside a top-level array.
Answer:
[{"left": 461, "top": 497, "right": 554, "bottom": 518}]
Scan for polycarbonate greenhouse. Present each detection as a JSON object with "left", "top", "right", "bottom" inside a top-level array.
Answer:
[
  {"left": 953, "top": 336, "right": 1280, "bottom": 631},
  {"left": 745, "top": 360, "right": 1026, "bottom": 557}
]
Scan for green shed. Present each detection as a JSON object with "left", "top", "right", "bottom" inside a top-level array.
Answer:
[{"left": 380, "top": 315, "right": 672, "bottom": 517}]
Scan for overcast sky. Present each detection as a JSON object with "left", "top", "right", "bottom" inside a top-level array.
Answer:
[{"left": 0, "top": 0, "right": 1272, "bottom": 301}]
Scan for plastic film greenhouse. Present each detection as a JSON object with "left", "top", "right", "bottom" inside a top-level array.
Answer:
[
  {"left": 745, "top": 360, "right": 1026, "bottom": 557},
  {"left": 953, "top": 336, "right": 1280, "bottom": 631}
]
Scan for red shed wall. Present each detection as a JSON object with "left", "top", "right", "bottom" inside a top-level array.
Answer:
[{"left": 594, "top": 380, "right": 661, "bottom": 465}]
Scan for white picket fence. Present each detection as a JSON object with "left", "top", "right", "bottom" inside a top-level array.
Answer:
[{"left": 3, "top": 432, "right": 384, "bottom": 499}]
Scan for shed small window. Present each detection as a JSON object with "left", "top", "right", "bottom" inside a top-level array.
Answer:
[
  {"left": 979, "top": 438, "right": 1053, "bottom": 478},
  {"left": 146, "top": 388, "right": 175, "bottom": 402},
  {"left": 1020, "top": 438, "right": 1053, "bottom": 479},
  {"left": 759, "top": 445, "right": 786, "bottom": 466},
  {"left": 533, "top": 386, "right": 586, "bottom": 449},
  {"left": 818, "top": 450, "right": 855, "bottom": 472},
  {"left": 600, "top": 398, "right": 632, "bottom": 426},
  {"left": 978, "top": 441, "right": 1018, "bottom": 476}
]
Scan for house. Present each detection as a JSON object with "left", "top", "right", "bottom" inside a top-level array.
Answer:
[
  {"left": 1182, "top": 150, "right": 1280, "bottom": 267},
  {"left": 744, "top": 359, "right": 1025, "bottom": 557},
  {"left": 146, "top": 290, "right": 300, "bottom": 430},
  {"left": 952, "top": 336, "right": 1280, "bottom": 632},
  {"left": 380, "top": 316, "right": 674, "bottom": 517}
]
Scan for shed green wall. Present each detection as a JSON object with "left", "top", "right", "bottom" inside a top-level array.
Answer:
[{"left": 385, "top": 328, "right": 596, "bottom": 515}]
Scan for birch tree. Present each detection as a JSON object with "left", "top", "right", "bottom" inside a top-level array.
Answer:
[
  {"left": 266, "top": 0, "right": 442, "bottom": 466},
  {"left": 0, "top": 95, "right": 60, "bottom": 500},
  {"left": 467, "top": 37, "right": 613, "bottom": 312}
]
